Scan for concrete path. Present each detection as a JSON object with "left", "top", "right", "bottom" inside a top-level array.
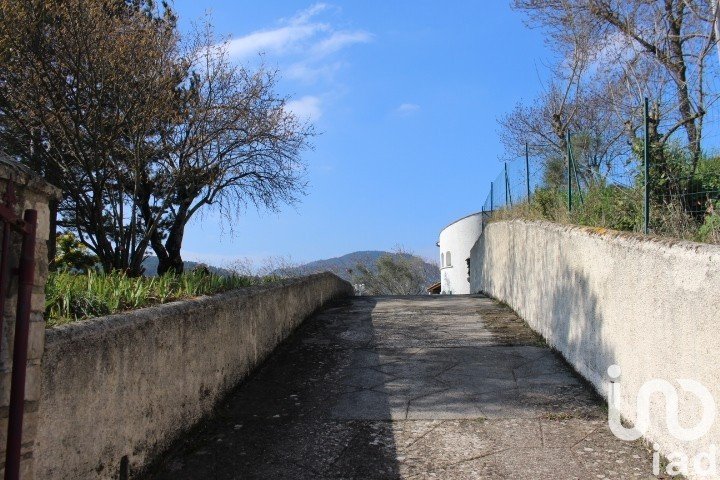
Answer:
[{"left": 149, "top": 295, "right": 660, "bottom": 479}]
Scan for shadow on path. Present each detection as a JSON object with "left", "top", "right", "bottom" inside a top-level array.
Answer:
[
  {"left": 146, "top": 296, "right": 400, "bottom": 479},
  {"left": 146, "top": 295, "right": 658, "bottom": 479}
]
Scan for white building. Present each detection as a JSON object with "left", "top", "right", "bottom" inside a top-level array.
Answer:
[{"left": 438, "top": 211, "right": 483, "bottom": 294}]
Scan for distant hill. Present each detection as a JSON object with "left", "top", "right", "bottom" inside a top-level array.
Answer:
[
  {"left": 276, "top": 251, "right": 440, "bottom": 286},
  {"left": 142, "top": 256, "right": 234, "bottom": 277},
  {"left": 142, "top": 251, "right": 440, "bottom": 287}
]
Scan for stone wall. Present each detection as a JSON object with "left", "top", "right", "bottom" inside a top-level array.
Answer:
[
  {"left": 0, "top": 157, "right": 60, "bottom": 479},
  {"left": 34, "top": 273, "right": 353, "bottom": 479},
  {"left": 470, "top": 220, "right": 720, "bottom": 477}
]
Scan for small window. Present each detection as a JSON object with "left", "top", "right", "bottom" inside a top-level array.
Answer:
[
  {"left": 440, "top": 253, "right": 445, "bottom": 267},
  {"left": 445, "top": 251, "right": 452, "bottom": 267}
]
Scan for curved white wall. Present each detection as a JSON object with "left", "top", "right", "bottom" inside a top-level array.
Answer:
[{"left": 438, "top": 212, "right": 483, "bottom": 294}]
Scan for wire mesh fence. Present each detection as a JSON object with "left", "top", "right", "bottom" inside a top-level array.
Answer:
[
  {"left": 652, "top": 171, "right": 720, "bottom": 243},
  {"left": 481, "top": 153, "right": 546, "bottom": 230},
  {"left": 482, "top": 105, "right": 720, "bottom": 245}
]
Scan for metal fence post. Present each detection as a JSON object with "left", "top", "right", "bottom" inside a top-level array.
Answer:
[
  {"left": 490, "top": 182, "right": 494, "bottom": 212},
  {"left": 504, "top": 163, "right": 511, "bottom": 206},
  {"left": 644, "top": 97, "right": 650, "bottom": 234},
  {"left": 566, "top": 131, "right": 572, "bottom": 212},
  {"left": 570, "top": 143, "right": 585, "bottom": 205},
  {"left": 525, "top": 142, "right": 531, "bottom": 201}
]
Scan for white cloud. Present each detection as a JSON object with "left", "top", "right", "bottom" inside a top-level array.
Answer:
[
  {"left": 285, "top": 3, "right": 329, "bottom": 26},
  {"left": 395, "top": 103, "right": 421, "bottom": 116},
  {"left": 225, "top": 3, "right": 370, "bottom": 64},
  {"left": 312, "top": 31, "right": 372, "bottom": 56},
  {"left": 225, "top": 4, "right": 370, "bottom": 123},
  {"left": 226, "top": 24, "right": 325, "bottom": 59},
  {"left": 286, "top": 95, "right": 322, "bottom": 120}
]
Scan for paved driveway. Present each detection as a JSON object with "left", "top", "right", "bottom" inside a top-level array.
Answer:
[{"left": 149, "top": 295, "right": 659, "bottom": 479}]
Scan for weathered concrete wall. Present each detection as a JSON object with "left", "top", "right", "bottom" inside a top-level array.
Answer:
[
  {"left": 34, "top": 273, "right": 353, "bottom": 479},
  {"left": 0, "top": 156, "right": 60, "bottom": 479},
  {"left": 470, "top": 220, "right": 720, "bottom": 477}
]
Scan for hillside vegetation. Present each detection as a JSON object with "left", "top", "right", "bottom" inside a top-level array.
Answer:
[{"left": 274, "top": 251, "right": 440, "bottom": 286}]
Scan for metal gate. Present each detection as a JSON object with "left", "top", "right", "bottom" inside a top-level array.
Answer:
[{"left": 0, "top": 182, "right": 38, "bottom": 480}]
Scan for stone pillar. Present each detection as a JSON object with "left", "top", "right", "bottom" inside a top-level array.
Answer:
[{"left": 0, "top": 155, "right": 60, "bottom": 479}]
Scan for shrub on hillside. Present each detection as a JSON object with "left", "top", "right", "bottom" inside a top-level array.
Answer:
[
  {"left": 574, "top": 185, "right": 643, "bottom": 232},
  {"left": 352, "top": 249, "right": 428, "bottom": 296}
]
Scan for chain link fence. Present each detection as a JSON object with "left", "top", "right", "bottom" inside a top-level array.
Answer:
[{"left": 482, "top": 101, "right": 720, "bottom": 244}]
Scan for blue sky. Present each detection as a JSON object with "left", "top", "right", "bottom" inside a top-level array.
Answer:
[{"left": 173, "top": 1, "right": 552, "bottom": 266}]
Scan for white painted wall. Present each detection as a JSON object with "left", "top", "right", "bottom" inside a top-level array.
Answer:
[
  {"left": 438, "top": 212, "right": 483, "bottom": 294},
  {"left": 470, "top": 220, "right": 720, "bottom": 479}
]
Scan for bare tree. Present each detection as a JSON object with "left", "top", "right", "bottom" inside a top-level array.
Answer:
[
  {"left": 142, "top": 30, "right": 313, "bottom": 274},
  {"left": 352, "top": 249, "right": 429, "bottom": 296},
  {"left": 498, "top": 54, "right": 628, "bottom": 186},
  {"left": 512, "top": 0, "right": 720, "bottom": 170},
  {"left": 226, "top": 255, "right": 305, "bottom": 278}
]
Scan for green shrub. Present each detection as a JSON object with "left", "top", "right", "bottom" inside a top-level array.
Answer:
[
  {"left": 697, "top": 202, "right": 720, "bottom": 243},
  {"left": 493, "top": 151, "right": 720, "bottom": 245},
  {"left": 574, "top": 185, "right": 643, "bottom": 232},
  {"left": 530, "top": 188, "right": 566, "bottom": 222},
  {"left": 51, "top": 232, "right": 99, "bottom": 272}
]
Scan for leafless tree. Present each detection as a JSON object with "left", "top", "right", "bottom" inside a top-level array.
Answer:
[
  {"left": 139, "top": 28, "right": 313, "bottom": 274},
  {"left": 512, "top": 0, "right": 720, "bottom": 171},
  {"left": 498, "top": 50, "right": 629, "bottom": 186},
  {"left": 226, "top": 255, "right": 305, "bottom": 278}
]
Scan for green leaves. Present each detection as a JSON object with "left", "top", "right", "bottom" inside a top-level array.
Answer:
[
  {"left": 45, "top": 270, "right": 257, "bottom": 327},
  {"left": 51, "top": 232, "right": 99, "bottom": 273}
]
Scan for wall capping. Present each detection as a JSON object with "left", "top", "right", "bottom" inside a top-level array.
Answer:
[
  {"left": 488, "top": 219, "right": 720, "bottom": 256},
  {"left": 35, "top": 272, "right": 353, "bottom": 479},
  {"left": 45, "top": 273, "right": 343, "bottom": 344}
]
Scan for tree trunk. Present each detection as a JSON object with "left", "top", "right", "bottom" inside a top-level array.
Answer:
[
  {"left": 157, "top": 249, "right": 183, "bottom": 275},
  {"left": 156, "top": 235, "right": 184, "bottom": 275},
  {"left": 666, "top": 10, "right": 701, "bottom": 169},
  {"left": 714, "top": 0, "right": 720, "bottom": 64},
  {"left": 155, "top": 209, "right": 187, "bottom": 276}
]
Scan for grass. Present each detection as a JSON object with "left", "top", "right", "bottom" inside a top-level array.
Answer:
[
  {"left": 492, "top": 185, "right": 720, "bottom": 245},
  {"left": 45, "top": 270, "right": 278, "bottom": 327}
]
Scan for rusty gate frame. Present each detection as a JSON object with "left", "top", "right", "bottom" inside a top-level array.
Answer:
[{"left": 0, "top": 182, "right": 38, "bottom": 480}]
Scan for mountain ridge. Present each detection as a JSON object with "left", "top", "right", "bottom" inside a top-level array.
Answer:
[
  {"left": 143, "top": 250, "right": 440, "bottom": 286},
  {"left": 278, "top": 250, "right": 440, "bottom": 284}
]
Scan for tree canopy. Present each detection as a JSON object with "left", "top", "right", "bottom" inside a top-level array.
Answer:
[
  {"left": 0, "top": 0, "right": 313, "bottom": 275},
  {"left": 503, "top": 0, "right": 720, "bottom": 185}
]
